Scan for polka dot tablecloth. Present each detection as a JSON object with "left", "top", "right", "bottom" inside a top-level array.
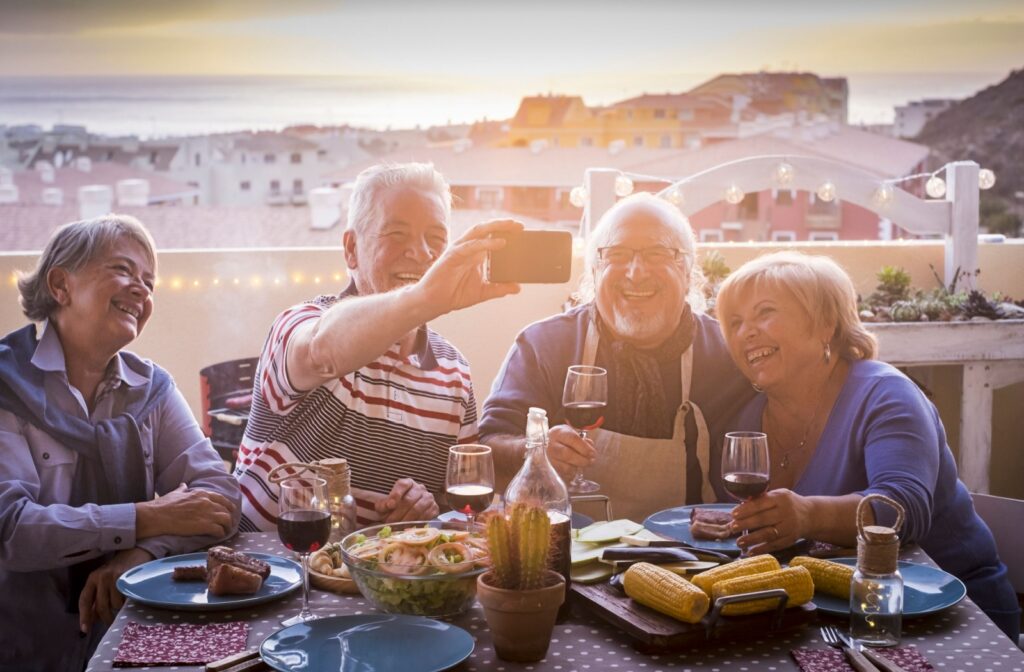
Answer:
[{"left": 87, "top": 534, "right": 1024, "bottom": 672}]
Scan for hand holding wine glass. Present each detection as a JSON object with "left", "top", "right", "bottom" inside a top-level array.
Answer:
[
  {"left": 446, "top": 444, "right": 495, "bottom": 529},
  {"left": 562, "top": 365, "right": 607, "bottom": 494},
  {"left": 277, "top": 476, "right": 330, "bottom": 626},
  {"left": 722, "top": 431, "right": 769, "bottom": 553}
]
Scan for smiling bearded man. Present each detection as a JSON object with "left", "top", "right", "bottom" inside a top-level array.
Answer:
[
  {"left": 480, "top": 193, "right": 753, "bottom": 521},
  {"left": 233, "top": 163, "right": 522, "bottom": 530}
]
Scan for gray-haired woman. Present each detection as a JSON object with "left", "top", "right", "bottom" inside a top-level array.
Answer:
[{"left": 0, "top": 215, "right": 241, "bottom": 672}]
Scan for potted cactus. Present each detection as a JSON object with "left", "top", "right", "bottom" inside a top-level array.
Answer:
[{"left": 476, "top": 503, "right": 566, "bottom": 663}]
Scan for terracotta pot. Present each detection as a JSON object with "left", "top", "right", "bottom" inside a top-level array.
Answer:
[{"left": 476, "top": 569, "right": 566, "bottom": 663}]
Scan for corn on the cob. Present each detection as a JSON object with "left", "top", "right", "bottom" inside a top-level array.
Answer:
[
  {"left": 690, "top": 554, "right": 781, "bottom": 595},
  {"left": 789, "top": 556, "right": 854, "bottom": 599},
  {"left": 623, "top": 562, "right": 710, "bottom": 624},
  {"left": 711, "top": 565, "right": 814, "bottom": 616}
]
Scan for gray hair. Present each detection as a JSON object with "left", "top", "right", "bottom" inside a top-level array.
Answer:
[
  {"left": 17, "top": 214, "right": 157, "bottom": 322},
  {"left": 346, "top": 162, "right": 452, "bottom": 236},
  {"left": 578, "top": 192, "right": 706, "bottom": 311}
]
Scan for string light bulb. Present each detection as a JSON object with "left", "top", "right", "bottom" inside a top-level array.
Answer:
[
  {"left": 926, "top": 176, "right": 946, "bottom": 199},
  {"left": 665, "top": 187, "right": 684, "bottom": 206},
  {"left": 725, "top": 184, "right": 744, "bottom": 205},
  {"left": 872, "top": 183, "right": 895, "bottom": 208},
  {"left": 978, "top": 169, "right": 996, "bottom": 190},
  {"left": 816, "top": 181, "right": 837, "bottom": 202},
  {"left": 614, "top": 174, "right": 634, "bottom": 197},
  {"left": 772, "top": 162, "right": 794, "bottom": 186},
  {"left": 569, "top": 186, "right": 587, "bottom": 208}
]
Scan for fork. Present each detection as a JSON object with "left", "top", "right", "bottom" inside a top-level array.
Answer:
[{"left": 820, "top": 625, "right": 880, "bottom": 672}]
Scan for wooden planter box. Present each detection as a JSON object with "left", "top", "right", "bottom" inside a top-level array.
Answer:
[{"left": 866, "top": 320, "right": 1024, "bottom": 493}]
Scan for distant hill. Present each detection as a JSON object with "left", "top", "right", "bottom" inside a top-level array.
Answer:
[{"left": 916, "top": 68, "right": 1024, "bottom": 204}]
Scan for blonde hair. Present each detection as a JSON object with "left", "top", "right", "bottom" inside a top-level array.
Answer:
[
  {"left": 578, "top": 192, "right": 706, "bottom": 311},
  {"left": 716, "top": 251, "right": 877, "bottom": 361}
]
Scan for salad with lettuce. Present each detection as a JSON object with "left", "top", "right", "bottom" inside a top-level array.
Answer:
[{"left": 341, "top": 523, "right": 490, "bottom": 617}]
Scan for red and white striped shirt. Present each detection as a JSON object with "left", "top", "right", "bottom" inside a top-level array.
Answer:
[{"left": 233, "top": 288, "right": 478, "bottom": 531}]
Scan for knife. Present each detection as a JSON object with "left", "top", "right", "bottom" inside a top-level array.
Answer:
[
  {"left": 861, "top": 647, "right": 910, "bottom": 672},
  {"left": 842, "top": 645, "right": 882, "bottom": 672},
  {"left": 619, "top": 535, "right": 734, "bottom": 563}
]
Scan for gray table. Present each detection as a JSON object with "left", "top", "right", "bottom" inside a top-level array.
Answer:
[{"left": 88, "top": 533, "right": 1024, "bottom": 672}]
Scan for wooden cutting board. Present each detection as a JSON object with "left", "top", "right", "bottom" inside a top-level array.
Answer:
[{"left": 570, "top": 581, "right": 816, "bottom": 653}]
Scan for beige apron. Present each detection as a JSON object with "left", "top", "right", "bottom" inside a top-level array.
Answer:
[{"left": 580, "top": 321, "right": 715, "bottom": 522}]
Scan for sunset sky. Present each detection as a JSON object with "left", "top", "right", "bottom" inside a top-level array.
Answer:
[
  {"left": 1, "top": 0, "right": 1022, "bottom": 132},
  {"left": 1, "top": 1, "right": 1021, "bottom": 83}
]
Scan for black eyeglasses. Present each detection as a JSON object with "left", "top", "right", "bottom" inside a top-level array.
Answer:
[{"left": 597, "top": 245, "right": 687, "bottom": 266}]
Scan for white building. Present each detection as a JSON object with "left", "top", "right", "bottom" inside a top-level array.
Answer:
[{"left": 893, "top": 98, "right": 957, "bottom": 138}]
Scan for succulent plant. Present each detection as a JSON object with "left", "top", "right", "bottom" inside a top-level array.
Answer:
[
  {"left": 869, "top": 266, "right": 912, "bottom": 307},
  {"left": 890, "top": 300, "right": 923, "bottom": 322},
  {"left": 962, "top": 290, "right": 999, "bottom": 320},
  {"left": 486, "top": 503, "right": 551, "bottom": 590}
]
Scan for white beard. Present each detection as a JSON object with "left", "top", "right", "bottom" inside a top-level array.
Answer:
[{"left": 608, "top": 306, "right": 674, "bottom": 344}]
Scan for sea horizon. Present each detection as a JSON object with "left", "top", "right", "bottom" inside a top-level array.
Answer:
[{"left": 0, "top": 70, "right": 1010, "bottom": 140}]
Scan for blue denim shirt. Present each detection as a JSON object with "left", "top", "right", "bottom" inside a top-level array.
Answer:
[{"left": 0, "top": 322, "right": 241, "bottom": 672}]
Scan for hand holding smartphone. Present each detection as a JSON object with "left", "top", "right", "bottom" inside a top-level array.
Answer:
[{"left": 486, "top": 229, "right": 572, "bottom": 284}]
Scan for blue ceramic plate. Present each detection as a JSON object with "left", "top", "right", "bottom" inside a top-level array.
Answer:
[
  {"left": 260, "top": 615, "right": 475, "bottom": 672},
  {"left": 117, "top": 552, "right": 301, "bottom": 611},
  {"left": 644, "top": 503, "right": 740, "bottom": 555},
  {"left": 810, "top": 558, "right": 967, "bottom": 617}
]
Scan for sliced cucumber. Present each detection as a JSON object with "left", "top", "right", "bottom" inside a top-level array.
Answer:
[
  {"left": 576, "top": 519, "right": 644, "bottom": 543},
  {"left": 570, "top": 562, "right": 615, "bottom": 584}
]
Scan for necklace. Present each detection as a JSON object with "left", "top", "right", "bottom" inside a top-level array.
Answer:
[{"left": 769, "top": 363, "right": 840, "bottom": 471}]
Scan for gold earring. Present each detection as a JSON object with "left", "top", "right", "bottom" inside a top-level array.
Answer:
[{"left": 823, "top": 342, "right": 832, "bottom": 364}]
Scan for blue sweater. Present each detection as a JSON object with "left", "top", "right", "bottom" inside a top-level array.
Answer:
[{"left": 731, "top": 359, "right": 1019, "bottom": 639}]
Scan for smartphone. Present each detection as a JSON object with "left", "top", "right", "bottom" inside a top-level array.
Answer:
[{"left": 486, "top": 229, "right": 573, "bottom": 284}]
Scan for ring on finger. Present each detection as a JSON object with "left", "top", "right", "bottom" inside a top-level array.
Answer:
[{"left": 770, "top": 525, "right": 780, "bottom": 540}]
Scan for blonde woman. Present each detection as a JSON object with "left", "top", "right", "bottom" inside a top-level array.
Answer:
[{"left": 716, "top": 251, "right": 1018, "bottom": 642}]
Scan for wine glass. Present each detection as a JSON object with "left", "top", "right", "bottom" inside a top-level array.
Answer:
[
  {"left": 446, "top": 444, "right": 495, "bottom": 529},
  {"left": 721, "top": 431, "right": 770, "bottom": 551},
  {"left": 721, "top": 431, "right": 770, "bottom": 502},
  {"left": 277, "top": 476, "right": 330, "bottom": 626},
  {"left": 561, "top": 365, "right": 608, "bottom": 494}
]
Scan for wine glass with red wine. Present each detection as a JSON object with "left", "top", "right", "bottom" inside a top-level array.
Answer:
[
  {"left": 446, "top": 444, "right": 495, "bottom": 529},
  {"left": 562, "top": 365, "right": 608, "bottom": 494},
  {"left": 278, "top": 476, "right": 330, "bottom": 626},
  {"left": 721, "top": 432, "right": 770, "bottom": 502}
]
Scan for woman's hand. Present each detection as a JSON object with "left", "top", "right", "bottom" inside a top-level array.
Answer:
[
  {"left": 731, "top": 488, "right": 814, "bottom": 554},
  {"left": 135, "top": 483, "right": 237, "bottom": 540},
  {"left": 78, "top": 547, "right": 153, "bottom": 634},
  {"left": 547, "top": 425, "right": 596, "bottom": 481}
]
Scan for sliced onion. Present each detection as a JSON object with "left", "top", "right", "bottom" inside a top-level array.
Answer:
[
  {"left": 378, "top": 542, "right": 429, "bottom": 575},
  {"left": 391, "top": 527, "right": 441, "bottom": 546},
  {"left": 427, "top": 542, "right": 472, "bottom": 574}
]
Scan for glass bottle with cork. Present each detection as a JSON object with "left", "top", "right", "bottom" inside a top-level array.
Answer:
[
  {"left": 850, "top": 493, "right": 906, "bottom": 647},
  {"left": 317, "top": 458, "right": 357, "bottom": 543},
  {"left": 504, "top": 407, "right": 573, "bottom": 621}
]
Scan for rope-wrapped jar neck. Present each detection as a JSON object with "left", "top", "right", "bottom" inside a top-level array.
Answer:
[{"left": 855, "top": 493, "right": 905, "bottom": 575}]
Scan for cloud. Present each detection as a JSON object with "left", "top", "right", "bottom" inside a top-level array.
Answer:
[{"left": 0, "top": 0, "right": 337, "bottom": 35}]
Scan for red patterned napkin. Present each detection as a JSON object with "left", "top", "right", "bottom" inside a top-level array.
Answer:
[
  {"left": 792, "top": 646, "right": 935, "bottom": 672},
  {"left": 113, "top": 622, "right": 249, "bottom": 667}
]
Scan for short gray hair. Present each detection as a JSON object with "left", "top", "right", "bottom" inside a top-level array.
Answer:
[
  {"left": 17, "top": 214, "right": 157, "bottom": 322},
  {"left": 346, "top": 162, "right": 452, "bottom": 236},
  {"left": 578, "top": 192, "right": 706, "bottom": 311}
]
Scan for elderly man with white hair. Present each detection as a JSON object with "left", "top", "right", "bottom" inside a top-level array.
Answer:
[
  {"left": 234, "top": 162, "right": 520, "bottom": 529},
  {"left": 481, "top": 193, "right": 752, "bottom": 521}
]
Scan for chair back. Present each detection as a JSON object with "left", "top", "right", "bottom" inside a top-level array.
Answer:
[{"left": 972, "top": 492, "right": 1024, "bottom": 594}]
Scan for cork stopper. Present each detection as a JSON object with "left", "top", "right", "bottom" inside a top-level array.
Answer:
[
  {"left": 856, "top": 494, "right": 905, "bottom": 575},
  {"left": 316, "top": 458, "right": 351, "bottom": 498}
]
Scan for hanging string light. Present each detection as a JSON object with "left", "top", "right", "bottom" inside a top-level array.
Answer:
[
  {"left": 872, "top": 183, "right": 895, "bottom": 208},
  {"left": 569, "top": 185, "right": 587, "bottom": 208},
  {"left": 978, "top": 169, "right": 996, "bottom": 190},
  {"left": 772, "top": 162, "right": 794, "bottom": 186},
  {"left": 816, "top": 181, "right": 837, "bottom": 202},
  {"left": 665, "top": 186, "right": 684, "bottom": 206},
  {"left": 614, "top": 174, "right": 634, "bottom": 197},
  {"left": 725, "top": 184, "right": 745, "bottom": 204},
  {"left": 925, "top": 175, "right": 946, "bottom": 199}
]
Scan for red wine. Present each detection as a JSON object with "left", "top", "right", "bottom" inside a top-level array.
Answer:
[
  {"left": 278, "top": 509, "right": 331, "bottom": 553},
  {"left": 564, "top": 402, "right": 606, "bottom": 431},
  {"left": 446, "top": 484, "right": 494, "bottom": 516},
  {"left": 724, "top": 472, "right": 769, "bottom": 500}
]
